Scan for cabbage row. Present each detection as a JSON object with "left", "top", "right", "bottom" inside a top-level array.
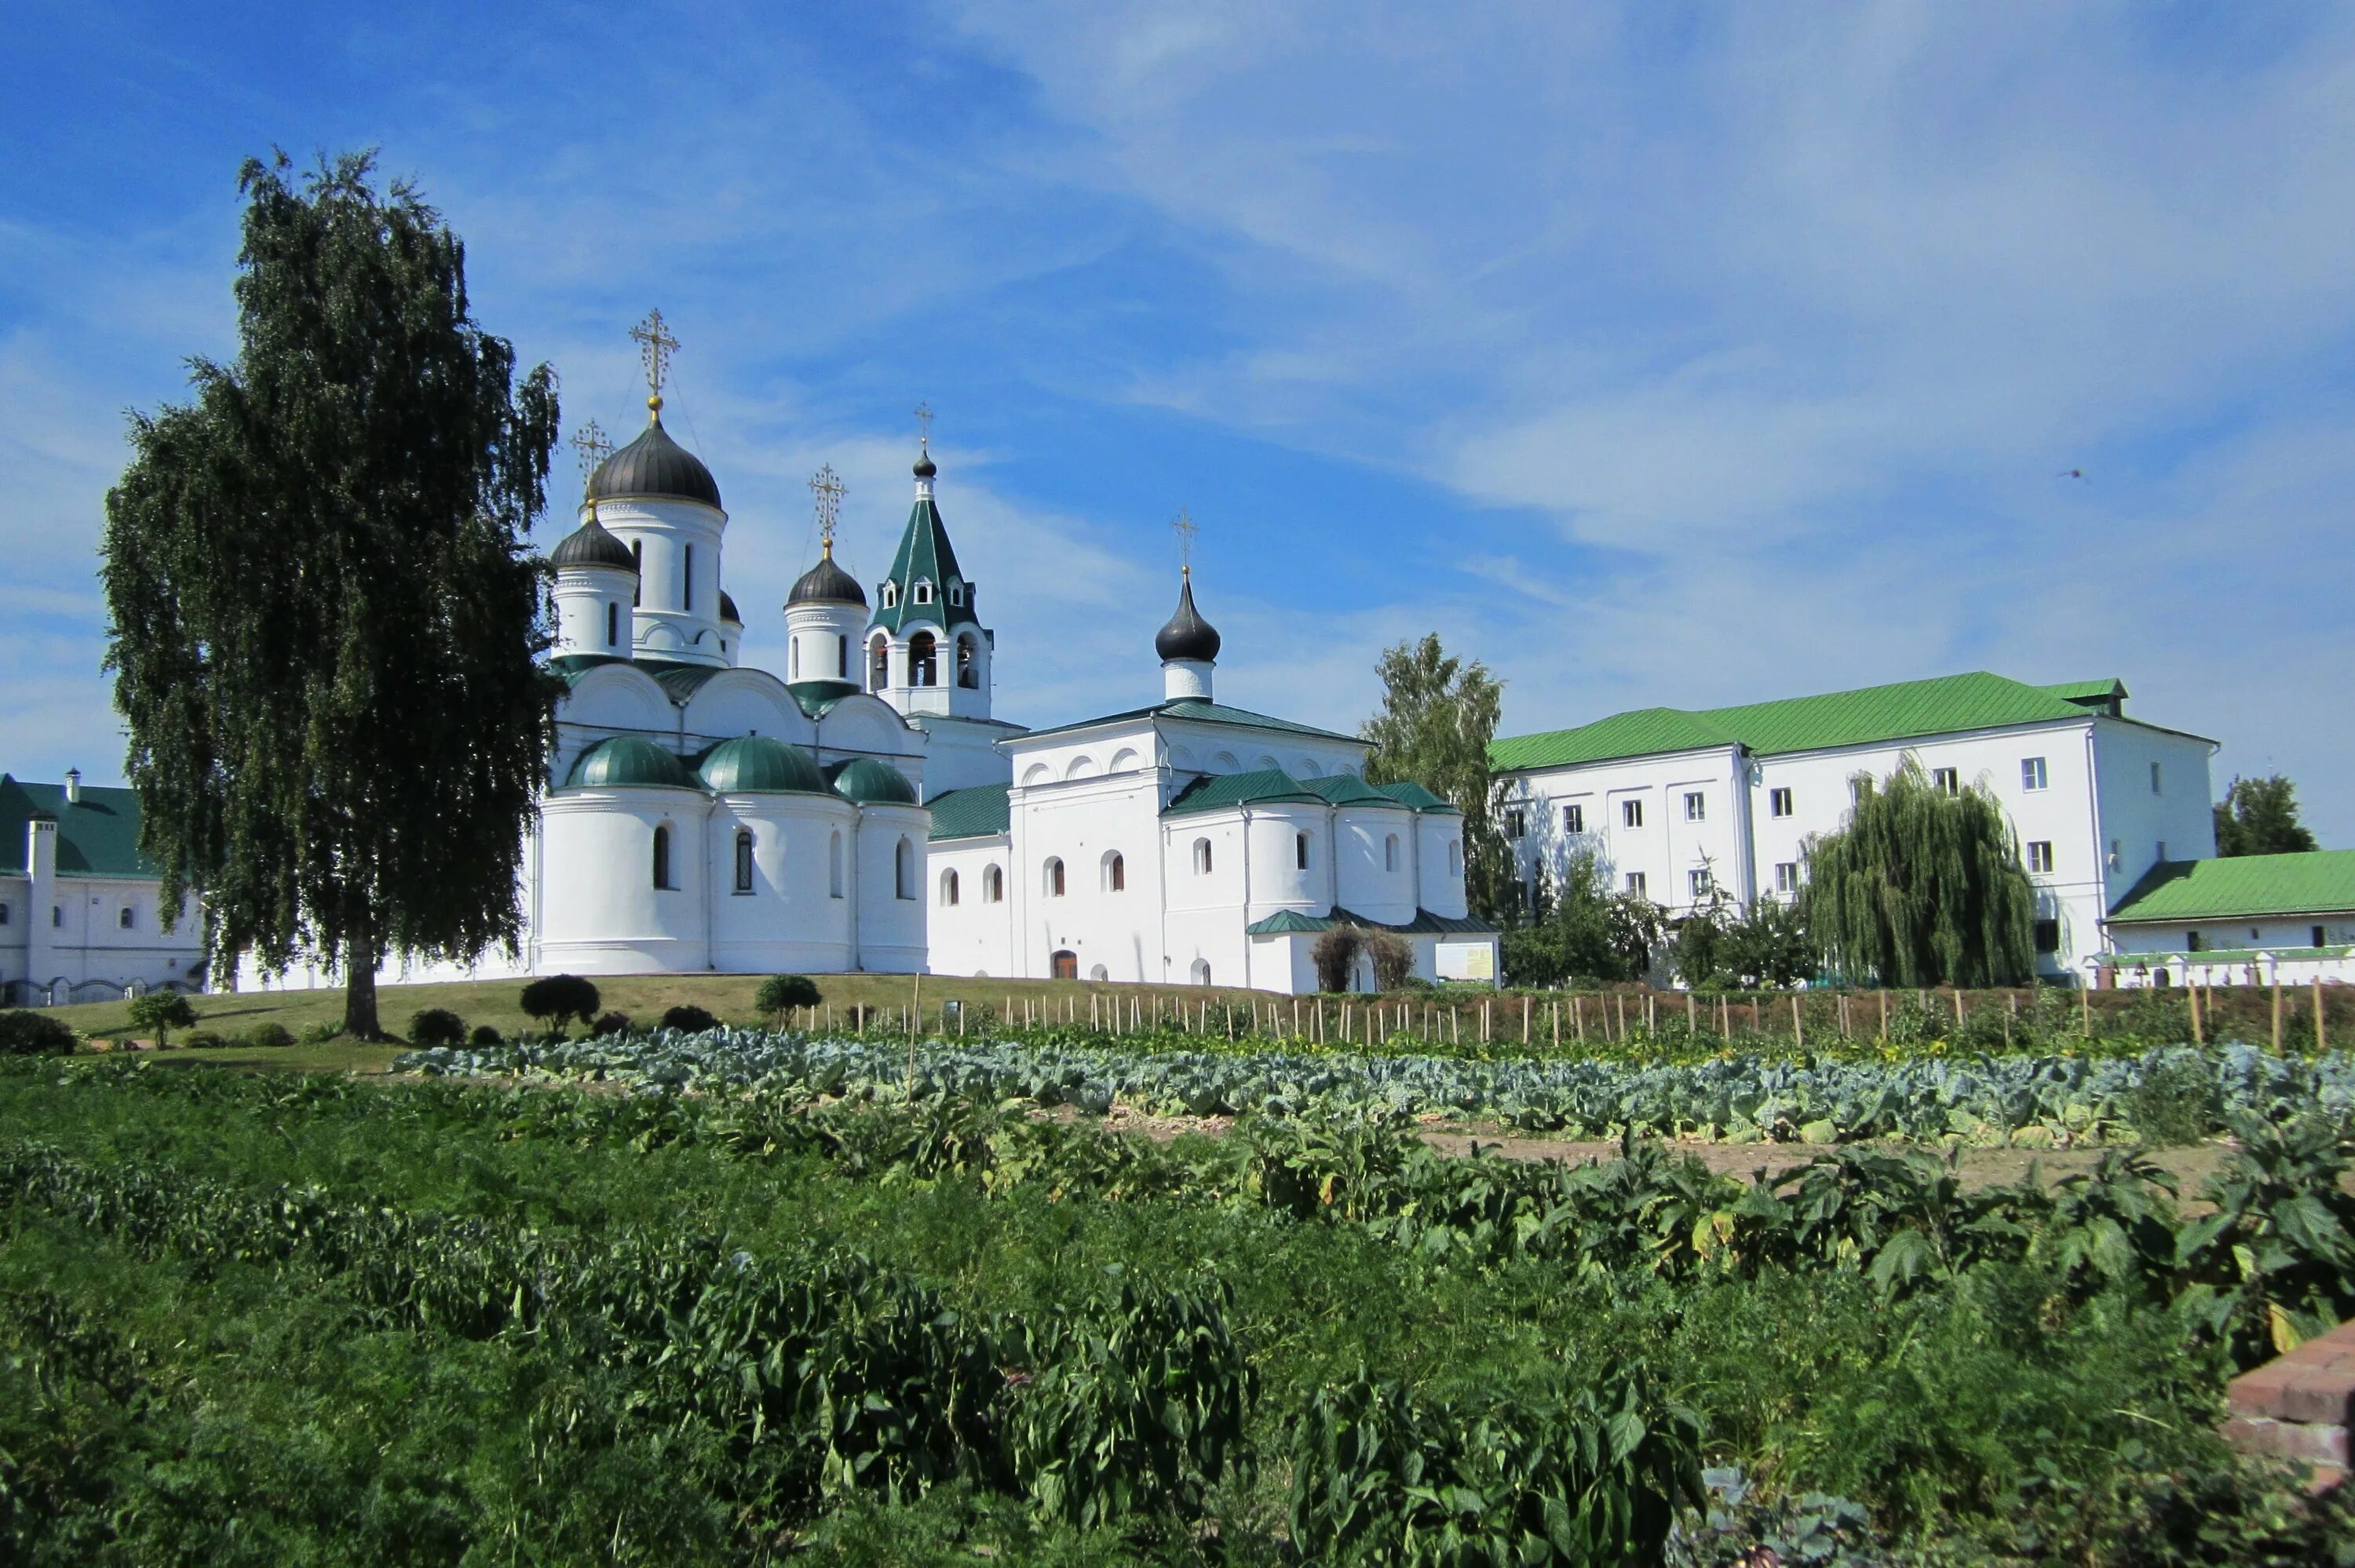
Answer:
[{"left": 395, "top": 1030, "right": 2355, "bottom": 1146}]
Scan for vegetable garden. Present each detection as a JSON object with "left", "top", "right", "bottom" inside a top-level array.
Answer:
[{"left": 5, "top": 1023, "right": 2354, "bottom": 1563}]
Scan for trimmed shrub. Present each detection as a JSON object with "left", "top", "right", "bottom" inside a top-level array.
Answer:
[
  {"left": 520, "top": 973, "right": 601, "bottom": 1030},
  {"left": 590, "top": 1011, "right": 633, "bottom": 1038},
  {"left": 301, "top": 1021, "right": 345, "bottom": 1045},
  {"left": 409, "top": 1008, "right": 467, "bottom": 1047},
  {"left": 241, "top": 1022, "right": 298, "bottom": 1049},
  {"left": 659, "top": 1004, "right": 719, "bottom": 1034},
  {"left": 180, "top": 1030, "right": 228, "bottom": 1051},
  {"left": 754, "top": 974, "right": 822, "bottom": 1019},
  {"left": 127, "top": 990, "right": 197, "bottom": 1048},
  {"left": 469, "top": 1024, "right": 503, "bottom": 1047},
  {"left": 0, "top": 1009, "right": 78, "bottom": 1057}
]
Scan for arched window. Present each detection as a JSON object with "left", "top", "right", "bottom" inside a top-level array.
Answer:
[
  {"left": 882, "top": 582, "right": 898, "bottom": 608},
  {"left": 734, "top": 829, "right": 754, "bottom": 893},
  {"left": 949, "top": 582, "right": 965, "bottom": 607},
  {"left": 984, "top": 864, "right": 1004, "bottom": 903},
  {"left": 909, "top": 632, "right": 939, "bottom": 687},
  {"left": 1103, "top": 851, "right": 1125, "bottom": 892},
  {"left": 1193, "top": 838, "right": 1213, "bottom": 876},
  {"left": 869, "top": 638, "right": 889, "bottom": 692},
  {"left": 958, "top": 634, "right": 978, "bottom": 688},
  {"left": 1385, "top": 834, "right": 1400, "bottom": 872},
  {"left": 1089, "top": 963, "right": 1108, "bottom": 982},
  {"left": 630, "top": 540, "right": 643, "bottom": 606},
  {"left": 681, "top": 543, "right": 694, "bottom": 612},
  {"left": 896, "top": 837, "right": 916, "bottom": 900},
  {"left": 652, "top": 824, "right": 673, "bottom": 890},
  {"left": 1448, "top": 839, "right": 1462, "bottom": 877},
  {"left": 790, "top": 640, "right": 801, "bottom": 679},
  {"left": 1044, "top": 857, "right": 1065, "bottom": 897},
  {"left": 606, "top": 601, "right": 619, "bottom": 648},
  {"left": 837, "top": 633, "right": 849, "bottom": 679},
  {"left": 1295, "top": 832, "right": 1311, "bottom": 871},
  {"left": 1190, "top": 957, "right": 1212, "bottom": 987},
  {"left": 915, "top": 578, "right": 933, "bottom": 604},
  {"left": 829, "top": 830, "right": 845, "bottom": 898},
  {"left": 940, "top": 868, "right": 960, "bottom": 906}
]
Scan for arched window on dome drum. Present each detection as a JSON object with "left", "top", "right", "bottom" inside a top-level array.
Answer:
[
  {"left": 1295, "top": 833, "right": 1311, "bottom": 871},
  {"left": 829, "top": 830, "right": 844, "bottom": 898},
  {"left": 940, "top": 868, "right": 959, "bottom": 906},
  {"left": 682, "top": 544, "right": 694, "bottom": 613},
  {"left": 869, "top": 637, "right": 889, "bottom": 692},
  {"left": 958, "top": 635, "right": 978, "bottom": 689},
  {"left": 652, "top": 825, "right": 673, "bottom": 891},
  {"left": 909, "top": 632, "right": 939, "bottom": 687},
  {"left": 734, "top": 830, "right": 754, "bottom": 894},
  {"left": 606, "top": 602, "right": 618, "bottom": 648},
  {"left": 838, "top": 634, "right": 849, "bottom": 679},
  {"left": 984, "top": 864, "right": 1004, "bottom": 903},
  {"left": 896, "top": 837, "right": 916, "bottom": 900},
  {"left": 790, "top": 640, "right": 801, "bottom": 680},
  {"left": 1044, "top": 857, "right": 1065, "bottom": 897},
  {"left": 631, "top": 540, "right": 642, "bottom": 606}
]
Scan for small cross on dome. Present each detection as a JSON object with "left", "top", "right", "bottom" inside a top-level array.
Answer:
[{"left": 630, "top": 309, "right": 679, "bottom": 417}]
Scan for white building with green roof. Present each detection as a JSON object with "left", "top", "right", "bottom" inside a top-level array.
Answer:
[
  {"left": 2, "top": 772, "right": 204, "bottom": 1005},
  {"left": 2098, "top": 849, "right": 2355, "bottom": 989},
  {"left": 1490, "top": 672, "right": 2220, "bottom": 983}
]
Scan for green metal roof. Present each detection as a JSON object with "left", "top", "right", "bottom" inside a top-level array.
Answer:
[
  {"left": 2042, "top": 678, "right": 2128, "bottom": 715},
  {"left": 696, "top": 736, "right": 827, "bottom": 794},
  {"left": 827, "top": 757, "right": 919, "bottom": 807},
  {"left": 2107, "top": 851, "right": 2355, "bottom": 923},
  {"left": 1166, "top": 770, "right": 1324, "bottom": 816},
  {"left": 1243, "top": 906, "right": 1500, "bottom": 937},
  {"left": 787, "top": 679, "right": 860, "bottom": 719},
  {"left": 563, "top": 737, "right": 699, "bottom": 791},
  {"left": 927, "top": 782, "right": 1011, "bottom": 841},
  {"left": 2094, "top": 946, "right": 2353, "bottom": 968},
  {"left": 1022, "top": 697, "right": 1360, "bottom": 747},
  {"left": 868, "top": 480, "right": 980, "bottom": 636},
  {"left": 1491, "top": 672, "right": 2172, "bottom": 772},
  {"left": 0, "top": 775, "right": 155, "bottom": 877},
  {"left": 1373, "top": 779, "right": 1459, "bottom": 813},
  {"left": 549, "top": 655, "right": 725, "bottom": 706}
]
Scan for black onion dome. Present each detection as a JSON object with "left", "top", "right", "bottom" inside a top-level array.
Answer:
[
  {"left": 912, "top": 447, "right": 937, "bottom": 480},
  {"left": 588, "top": 419, "right": 722, "bottom": 509},
  {"left": 550, "top": 512, "right": 637, "bottom": 571},
  {"left": 1155, "top": 572, "right": 1221, "bottom": 663},
  {"left": 719, "top": 590, "right": 742, "bottom": 625},
  {"left": 787, "top": 552, "right": 868, "bottom": 607}
]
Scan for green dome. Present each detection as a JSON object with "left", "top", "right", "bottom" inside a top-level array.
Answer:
[
  {"left": 564, "top": 736, "right": 698, "bottom": 790},
  {"left": 698, "top": 735, "right": 826, "bottom": 794},
  {"left": 828, "top": 757, "right": 918, "bottom": 806}
]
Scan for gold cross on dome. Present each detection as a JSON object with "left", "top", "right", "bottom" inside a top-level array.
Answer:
[
  {"left": 809, "top": 464, "right": 846, "bottom": 555},
  {"left": 630, "top": 308, "right": 679, "bottom": 410},
  {"left": 1171, "top": 508, "right": 1198, "bottom": 574},
  {"left": 914, "top": 400, "right": 933, "bottom": 450},
  {"left": 570, "top": 419, "right": 612, "bottom": 484}
]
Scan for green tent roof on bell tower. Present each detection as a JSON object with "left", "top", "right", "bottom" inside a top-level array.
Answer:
[{"left": 868, "top": 443, "right": 984, "bottom": 636}]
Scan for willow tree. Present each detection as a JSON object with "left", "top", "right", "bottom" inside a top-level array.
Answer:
[
  {"left": 1361, "top": 633, "right": 1512, "bottom": 918},
  {"left": 102, "top": 151, "right": 561, "bottom": 1038},
  {"left": 1799, "top": 757, "right": 2036, "bottom": 988}
]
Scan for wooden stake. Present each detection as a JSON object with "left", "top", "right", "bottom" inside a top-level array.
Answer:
[
  {"left": 1878, "top": 990, "right": 1887, "bottom": 1041},
  {"left": 2189, "top": 983, "right": 2202, "bottom": 1045},
  {"left": 2273, "top": 977, "right": 2284, "bottom": 1054},
  {"left": 1575, "top": 994, "right": 1586, "bottom": 1043},
  {"left": 1523, "top": 995, "right": 1532, "bottom": 1045},
  {"left": 2315, "top": 976, "right": 2325, "bottom": 1054},
  {"left": 1616, "top": 993, "right": 1626, "bottom": 1041},
  {"left": 1791, "top": 994, "right": 1804, "bottom": 1049},
  {"left": 1553, "top": 1000, "right": 1561, "bottom": 1049}
]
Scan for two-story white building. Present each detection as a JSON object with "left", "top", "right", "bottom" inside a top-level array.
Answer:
[
  {"left": 1490, "top": 673, "right": 2218, "bottom": 982},
  {"left": 1, "top": 771, "right": 205, "bottom": 1005}
]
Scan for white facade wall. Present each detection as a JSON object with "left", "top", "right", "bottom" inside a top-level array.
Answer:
[
  {"left": 706, "top": 794, "right": 859, "bottom": 974},
  {"left": 854, "top": 807, "right": 929, "bottom": 972},
  {"left": 0, "top": 871, "right": 205, "bottom": 1001},
  {"left": 539, "top": 786, "right": 714, "bottom": 974},
  {"left": 927, "top": 837, "right": 1016, "bottom": 976}
]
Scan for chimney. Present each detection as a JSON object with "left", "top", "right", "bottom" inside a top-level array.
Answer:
[{"left": 64, "top": 768, "right": 80, "bottom": 804}]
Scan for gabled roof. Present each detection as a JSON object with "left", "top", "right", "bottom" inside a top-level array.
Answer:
[
  {"left": 2094, "top": 946, "right": 2353, "bottom": 968},
  {"left": 1372, "top": 779, "right": 1459, "bottom": 814},
  {"left": 927, "top": 782, "right": 1012, "bottom": 841},
  {"left": 2107, "top": 851, "right": 2355, "bottom": 923},
  {"left": 1491, "top": 671, "right": 2184, "bottom": 772},
  {"left": 1244, "top": 906, "right": 1499, "bottom": 937},
  {"left": 1020, "top": 696, "right": 1360, "bottom": 748},
  {"left": 0, "top": 775, "right": 154, "bottom": 878},
  {"left": 1163, "top": 768, "right": 1429, "bottom": 818}
]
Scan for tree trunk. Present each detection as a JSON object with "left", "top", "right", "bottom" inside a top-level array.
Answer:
[{"left": 344, "top": 911, "right": 382, "bottom": 1040}]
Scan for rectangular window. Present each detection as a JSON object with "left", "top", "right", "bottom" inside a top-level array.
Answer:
[
  {"left": 2316, "top": 924, "right": 2329, "bottom": 949},
  {"left": 682, "top": 544, "right": 694, "bottom": 612},
  {"left": 2188, "top": 931, "right": 2203, "bottom": 951},
  {"left": 118, "top": 906, "right": 135, "bottom": 930},
  {"left": 2021, "top": 757, "right": 2047, "bottom": 792},
  {"left": 1931, "top": 767, "right": 1959, "bottom": 795},
  {"left": 2027, "top": 841, "right": 2054, "bottom": 873},
  {"left": 1769, "top": 787, "right": 1792, "bottom": 818},
  {"left": 1563, "top": 804, "right": 1584, "bottom": 835},
  {"left": 2150, "top": 761, "right": 2163, "bottom": 794},
  {"left": 1687, "top": 868, "right": 1711, "bottom": 899},
  {"left": 1622, "top": 799, "right": 1643, "bottom": 829},
  {"left": 1684, "top": 791, "right": 1706, "bottom": 822},
  {"left": 2034, "top": 918, "right": 2061, "bottom": 955},
  {"left": 51, "top": 906, "right": 62, "bottom": 928},
  {"left": 1775, "top": 862, "right": 1798, "bottom": 894},
  {"left": 1624, "top": 872, "right": 1647, "bottom": 897},
  {"left": 0, "top": 903, "right": 9, "bottom": 925},
  {"left": 1504, "top": 808, "right": 1525, "bottom": 840}
]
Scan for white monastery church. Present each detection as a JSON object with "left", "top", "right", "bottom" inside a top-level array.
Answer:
[{"left": 246, "top": 318, "right": 1494, "bottom": 996}]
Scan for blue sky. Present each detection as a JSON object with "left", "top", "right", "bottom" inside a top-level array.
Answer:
[{"left": 5, "top": 2, "right": 2353, "bottom": 841}]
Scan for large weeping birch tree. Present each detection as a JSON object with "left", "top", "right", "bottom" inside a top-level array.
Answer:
[
  {"left": 101, "top": 151, "right": 561, "bottom": 1038},
  {"left": 1799, "top": 757, "right": 2037, "bottom": 987}
]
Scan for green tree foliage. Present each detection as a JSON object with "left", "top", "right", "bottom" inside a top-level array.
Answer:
[
  {"left": 126, "top": 991, "right": 196, "bottom": 1048},
  {"left": 1311, "top": 928, "right": 1365, "bottom": 994},
  {"left": 1501, "top": 850, "right": 1663, "bottom": 986},
  {"left": 1364, "top": 930, "right": 1415, "bottom": 992},
  {"left": 100, "top": 152, "right": 562, "bottom": 1039},
  {"left": 755, "top": 974, "right": 823, "bottom": 1021},
  {"left": 1672, "top": 870, "right": 1815, "bottom": 990},
  {"left": 520, "top": 974, "right": 601, "bottom": 1031},
  {"left": 660, "top": 1005, "right": 720, "bottom": 1034},
  {"left": 2213, "top": 775, "right": 2319, "bottom": 858},
  {"left": 408, "top": 1008, "right": 467, "bottom": 1047},
  {"left": 1801, "top": 758, "right": 2036, "bottom": 987},
  {"left": 1361, "top": 634, "right": 1513, "bottom": 919},
  {"left": 0, "top": 1012, "right": 77, "bottom": 1057}
]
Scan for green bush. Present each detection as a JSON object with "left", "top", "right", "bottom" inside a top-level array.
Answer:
[
  {"left": 126, "top": 991, "right": 197, "bottom": 1048},
  {"left": 300, "top": 1021, "right": 343, "bottom": 1045},
  {"left": 520, "top": 973, "right": 601, "bottom": 1030},
  {"left": 0, "top": 1010, "right": 77, "bottom": 1057},
  {"left": 179, "top": 1030, "right": 228, "bottom": 1051},
  {"left": 469, "top": 1024, "right": 503, "bottom": 1047},
  {"left": 659, "top": 1005, "right": 719, "bottom": 1034},
  {"left": 590, "top": 1011, "right": 633, "bottom": 1038},
  {"left": 241, "top": 1023, "right": 297, "bottom": 1049},
  {"left": 408, "top": 1008, "right": 466, "bottom": 1047},
  {"left": 755, "top": 974, "right": 823, "bottom": 1018}
]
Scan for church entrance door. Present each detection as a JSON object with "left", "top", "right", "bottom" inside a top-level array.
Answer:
[{"left": 1050, "top": 950, "right": 1078, "bottom": 980}]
